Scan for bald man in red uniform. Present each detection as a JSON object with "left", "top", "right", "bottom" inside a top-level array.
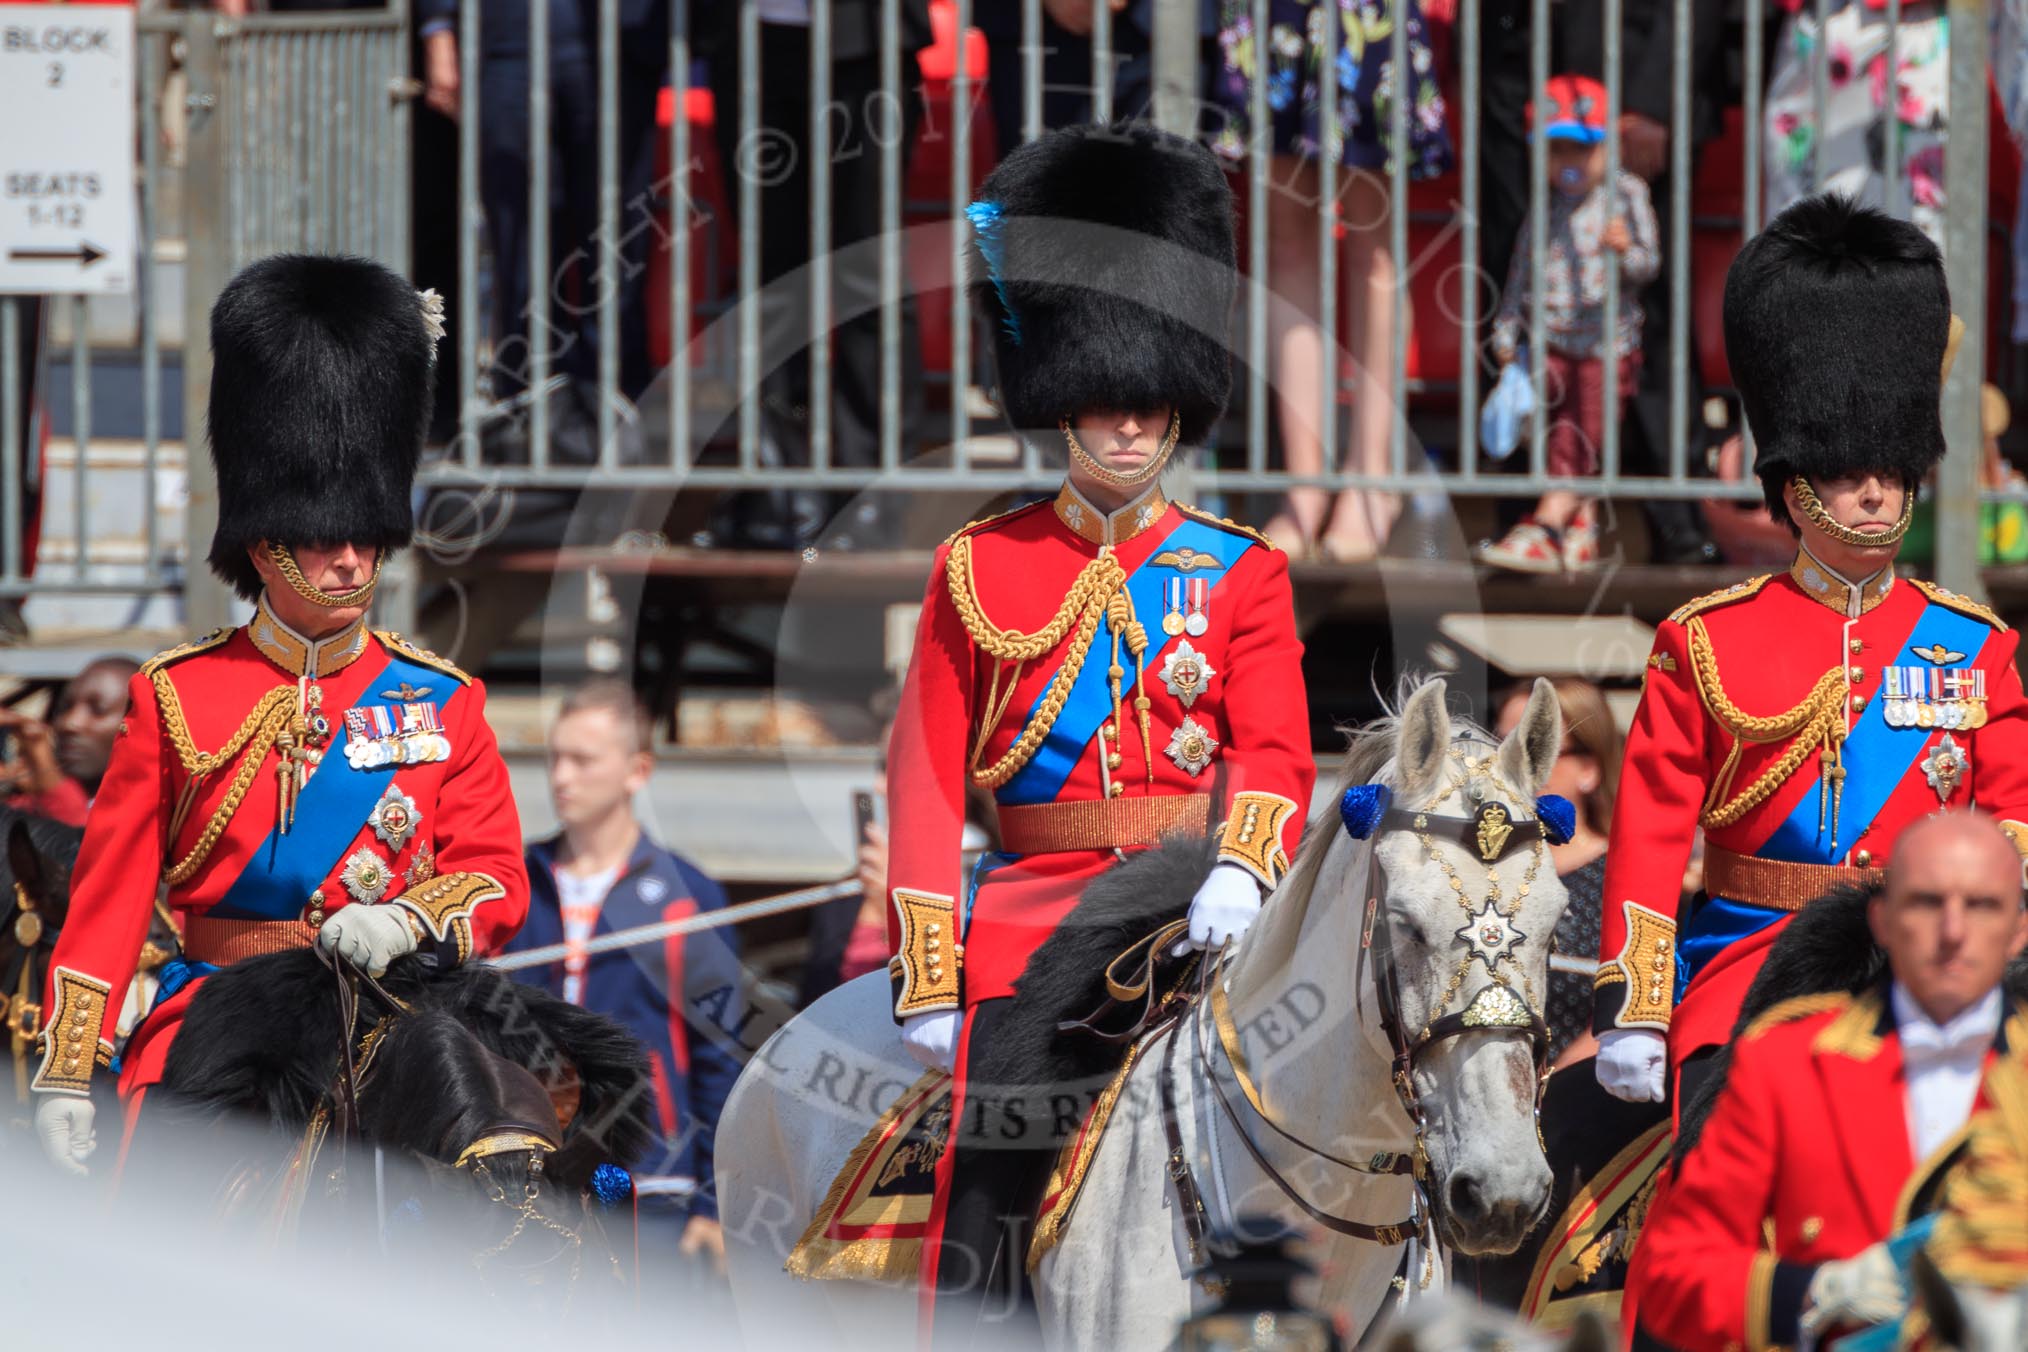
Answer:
[
  {"left": 885, "top": 125, "right": 1315, "bottom": 1334},
  {"left": 31, "top": 255, "right": 526, "bottom": 1173}
]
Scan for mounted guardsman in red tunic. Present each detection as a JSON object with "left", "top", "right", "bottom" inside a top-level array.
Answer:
[
  {"left": 1590, "top": 195, "right": 2028, "bottom": 1114},
  {"left": 880, "top": 124, "right": 1315, "bottom": 1330},
  {"left": 30, "top": 254, "right": 528, "bottom": 1174}
]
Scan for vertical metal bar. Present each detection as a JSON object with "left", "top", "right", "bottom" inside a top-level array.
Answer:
[
  {"left": 737, "top": 0, "right": 760, "bottom": 473},
  {"left": 1601, "top": 0, "right": 1622, "bottom": 484},
  {"left": 1810, "top": 0, "right": 1829, "bottom": 193},
  {"left": 1318, "top": 0, "right": 1338, "bottom": 488},
  {"left": 1150, "top": 0, "right": 1198, "bottom": 135},
  {"left": 1742, "top": 0, "right": 1764, "bottom": 472},
  {"left": 459, "top": 0, "right": 481, "bottom": 466},
  {"left": 1458, "top": 0, "right": 1481, "bottom": 479},
  {"left": 184, "top": 14, "right": 231, "bottom": 632},
  {"left": 1937, "top": 0, "right": 1988, "bottom": 597},
  {"left": 951, "top": 0, "right": 973, "bottom": 469},
  {"left": 1022, "top": 0, "right": 1043, "bottom": 142},
  {"left": 1669, "top": 0, "right": 1691, "bottom": 483},
  {"left": 1527, "top": 0, "right": 1548, "bottom": 471},
  {"left": 1388, "top": 0, "right": 1409, "bottom": 478},
  {"left": 1246, "top": 0, "right": 1268, "bottom": 477},
  {"left": 1091, "top": 0, "right": 1112, "bottom": 125},
  {"left": 880, "top": 0, "right": 902, "bottom": 472},
  {"left": 0, "top": 302, "right": 19, "bottom": 585},
  {"left": 809, "top": 0, "right": 833, "bottom": 473},
  {"left": 141, "top": 30, "right": 162, "bottom": 585},
  {"left": 671, "top": 0, "right": 692, "bottom": 472},
  {"left": 72, "top": 298, "right": 90, "bottom": 581},
  {"left": 1884, "top": 0, "right": 1902, "bottom": 216},
  {"left": 530, "top": 0, "right": 551, "bottom": 470},
  {"left": 309, "top": 33, "right": 325, "bottom": 251},
  {"left": 597, "top": 0, "right": 620, "bottom": 465}
]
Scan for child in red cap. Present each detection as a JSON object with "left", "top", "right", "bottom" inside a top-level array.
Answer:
[{"left": 1480, "top": 74, "right": 1661, "bottom": 573}]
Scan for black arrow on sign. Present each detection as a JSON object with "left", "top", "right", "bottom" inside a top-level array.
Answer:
[{"left": 7, "top": 243, "right": 107, "bottom": 267}]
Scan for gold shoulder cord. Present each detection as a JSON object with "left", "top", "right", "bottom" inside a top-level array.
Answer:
[
  {"left": 154, "top": 674, "right": 300, "bottom": 884},
  {"left": 944, "top": 537, "right": 1154, "bottom": 790},
  {"left": 1687, "top": 615, "right": 1850, "bottom": 846}
]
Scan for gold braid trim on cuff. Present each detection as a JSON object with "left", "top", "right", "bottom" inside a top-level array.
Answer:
[
  {"left": 1595, "top": 902, "right": 1676, "bottom": 1031},
  {"left": 30, "top": 967, "right": 115, "bottom": 1096},
  {"left": 891, "top": 889, "right": 961, "bottom": 1016},
  {"left": 1745, "top": 1250, "right": 1783, "bottom": 1352},
  {"left": 1217, "top": 791, "right": 1299, "bottom": 889},
  {"left": 392, "top": 871, "right": 503, "bottom": 966}
]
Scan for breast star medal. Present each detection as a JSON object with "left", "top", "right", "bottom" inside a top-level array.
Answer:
[
  {"left": 1165, "top": 716, "right": 1219, "bottom": 777},
  {"left": 1920, "top": 733, "right": 1967, "bottom": 805},
  {"left": 1454, "top": 900, "right": 1526, "bottom": 974},
  {"left": 340, "top": 848, "right": 394, "bottom": 904},
  {"left": 1157, "top": 640, "right": 1217, "bottom": 708},
  {"left": 369, "top": 785, "right": 421, "bottom": 851}
]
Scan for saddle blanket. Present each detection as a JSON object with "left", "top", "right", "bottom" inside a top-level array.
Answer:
[{"left": 785, "top": 1040, "right": 1152, "bottom": 1282}]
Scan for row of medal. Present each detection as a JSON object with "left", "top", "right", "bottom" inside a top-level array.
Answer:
[
  {"left": 345, "top": 700, "right": 453, "bottom": 768},
  {"left": 1162, "top": 577, "right": 1210, "bottom": 637},
  {"left": 1882, "top": 666, "right": 1989, "bottom": 730}
]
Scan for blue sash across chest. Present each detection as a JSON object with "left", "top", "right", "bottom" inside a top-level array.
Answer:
[
  {"left": 207, "top": 651, "right": 452, "bottom": 921},
  {"left": 996, "top": 518, "right": 1247, "bottom": 807}
]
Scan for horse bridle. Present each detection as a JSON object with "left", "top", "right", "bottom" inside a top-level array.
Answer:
[
  {"left": 1187, "top": 754, "right": 1562, "bottom": 1252},
  {"left": 1, "top": 881, "right": 54, "bottom": 1096}
]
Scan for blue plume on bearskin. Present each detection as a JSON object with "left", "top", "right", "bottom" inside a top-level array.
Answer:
[
  {"left": 1535, "top": 794, "right": 1578, "bottom": 846},
  {"left": 964, "top": 200, "right": 1020, "bottom": 346},
  {"left": 591, "top": 1162, "right": 635, "bottom": 1208},
  {"left": 1339, "top": 783, "right": 1392, "bottom": 840}
]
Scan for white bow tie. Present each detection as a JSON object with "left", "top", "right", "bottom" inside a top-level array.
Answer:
[{"left": 1900, "top": 1021, "right": 1992, "bottom": 1064}]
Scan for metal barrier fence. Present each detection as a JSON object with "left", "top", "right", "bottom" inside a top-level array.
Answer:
[{"left": 0, "top": 0, "right": 2004, "bottom": 626}]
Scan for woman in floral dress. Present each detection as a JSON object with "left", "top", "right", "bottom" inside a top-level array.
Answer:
[{"left": 1212, "top": 0, "right": 1453, "bottom": 561}]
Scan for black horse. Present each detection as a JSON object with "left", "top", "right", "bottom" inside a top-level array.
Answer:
[
  {"left": 0, "top": 809, "right": 87, "bottom": 1125},
  {"left": 150, "top": 946, "right": 659, "bottom": 1306}
]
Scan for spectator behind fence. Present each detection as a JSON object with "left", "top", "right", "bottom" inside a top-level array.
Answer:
[
  {"left": 1208, "top": 0, "right": 1453, "bottom": 563},
  {"left": 418, "top": 0, "right": 662, "bottom": 458},
  {"left": 1495, "top": 675, "right": 1619, "bottom": 1067},
  {"left": 1479, "top": 75, "right": 1659, "bottom": 575},
  {"left": 697, "top": 0, "right": 933, "bottom": 553},
  {"left": 503, "top": 680, "right": 745, "bottom": 1275},
  {"left": 0, "top": 656, "right": 141, "bottom": 826}
]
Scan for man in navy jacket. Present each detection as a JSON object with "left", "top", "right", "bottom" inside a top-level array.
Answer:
[{"left": 505, "top": 680, "right": 745, "bottom": 1271}]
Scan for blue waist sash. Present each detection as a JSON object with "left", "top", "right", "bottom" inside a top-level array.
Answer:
[
  {"left": 207, "top": 650, "right": 451, "bottom": 921},
  {"left": 996, "top": 518, "right": 1248, "bottom": 807},
  {"left": 1759, "top": 602, "right": 1990, "bottom": 864}
]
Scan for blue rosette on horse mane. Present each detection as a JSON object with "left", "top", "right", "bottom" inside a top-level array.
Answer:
[
  {"left": 590, "top": 1162, "right": 634, "bottom": 1209},
  {"left": 1535, "top": 794, "right": 1577, "bottom": 846},
  {"left": 965, "top": 200, "right": 1022, "bottom": 346},
  {"left": 1340, "top": 784, "right": 1392, "bottom": 840}
]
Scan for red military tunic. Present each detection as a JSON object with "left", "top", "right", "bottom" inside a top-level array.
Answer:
[
  {"left": 1628, "top": 987, "right": 2027, "bottom": 1351},
  {"left": 1595, "top": 554, "right": 2028, "bottom": 1065},
  {"left": 32, "top": 594, "right": 527, "bottom": 1108},
  {"left": 884, "top": 479, "right": 1315, "bottom": 1290}
]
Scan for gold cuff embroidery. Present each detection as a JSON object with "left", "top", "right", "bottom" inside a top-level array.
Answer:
[
  {"left": 30, "top": 967, "right": 115, "bottom": 1096},
  {"left": 1217, "top": 791, "right": 1299, "bottom": 889},
  {"left": 2000, "top": 820, "right": 2028, "bottom": 869},
  {"left": 392, "top": 870, "right": 503, "bottom": 966},
  {"left": 1745, "top": 1250, "right": 1780, "bottom": 1352},
  {"left": 1595, "top": 902, "right": 1677, "bottom": 1031},
  {"left": 892, "top": 889, "right": 962, "bottom": 1017}
]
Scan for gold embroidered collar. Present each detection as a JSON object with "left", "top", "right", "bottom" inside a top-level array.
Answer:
[
  {"left": 1053, "top": 480, "right": 1169, "bottom": 548},
  {"left": 247, "top": 593, "right": 370, "bottom": 678},
  {"left": 1790, "top": 548, "right": 1894, "bottom": 619}
]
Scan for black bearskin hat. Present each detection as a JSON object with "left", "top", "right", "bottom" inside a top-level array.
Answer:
[
  {"left": 205, "top": 254, "right": 436, "bottom": 601},
  {"left": 1723, "top": 193, "right": 1951, "bottom": 521},
  {"left": 966, "top": 123, "right": 1237, "bottom": 448}
]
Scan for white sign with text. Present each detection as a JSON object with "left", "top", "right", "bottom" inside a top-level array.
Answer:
[{"left": 0, "top": 4, "right": 137, "bottom": 295}]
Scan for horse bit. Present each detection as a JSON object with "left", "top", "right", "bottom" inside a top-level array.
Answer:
[{"left": 1162, "top": 747, "right": 1569, "bottom": 1270}]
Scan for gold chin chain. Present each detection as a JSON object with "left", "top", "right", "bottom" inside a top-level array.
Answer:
[
  {"left": 268, "top": 543, "right": 383, "bottom": 609},
  {"left": 1687, "top": 614, "right": 1850, "bottom": 847},
  {"left": 1790, "top": 476, "right": 1914, "bottom": 549},
  {"left": 1060, "top": 412, "right": 1181, "bottom": 490},
  {"left": 945, "top": 537, "right": 1156, "bottom": 789}
]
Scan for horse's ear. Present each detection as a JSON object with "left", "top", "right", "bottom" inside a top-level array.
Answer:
[
  {"left": 1496, "top": 677, "right": 1563, "bottom": 796},
  {"left": 1396, "top": 678, "right": 1452, "bottom": 800}
]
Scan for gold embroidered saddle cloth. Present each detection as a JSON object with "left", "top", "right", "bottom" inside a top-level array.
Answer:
[{"left": 785, "top": 1038, "right": 1154, "bottom": 1282}]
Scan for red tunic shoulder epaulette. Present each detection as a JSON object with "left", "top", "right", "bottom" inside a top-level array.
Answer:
[
  {"left": 139, "top": 627, "right": 234, "bottom": 678},
  {"left": 941, "top": 499, "right": 1055, "bottom": 548},
  {"left": 1741, "top": 990, "right": 1853, "bottom": 1043},
  {"left": 1173, "top": 502, "right": 1275, "bottom": 551},
  {"left": 1910, "top": 579, "right": 2010, "bottom": 633},
  {"left": 1666, "top": 573, "right": 1774, "bottom": 626},
  {"left": 373, "top": 630, "right": 473, "bottom": 685}
]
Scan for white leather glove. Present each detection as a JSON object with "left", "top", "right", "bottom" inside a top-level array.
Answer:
[
  {"left": 1802, "top": 1240, "right": 1904, "bottom": 1335},
  {"left": 1172, "top": 863, "right": 1265, "bottom": 957},
  {"left": 316, "top": 905, "right": 419, "bottom": 978},
  {"left": 1595, "top": 1027, "right": 1669, "bottom": 1103},
  {"left": 899, "top": 1009, "right": 962, "bottom": 1074},
  {"left": 35, "top": 1095, "right": 96, "bottom": 1176}
]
